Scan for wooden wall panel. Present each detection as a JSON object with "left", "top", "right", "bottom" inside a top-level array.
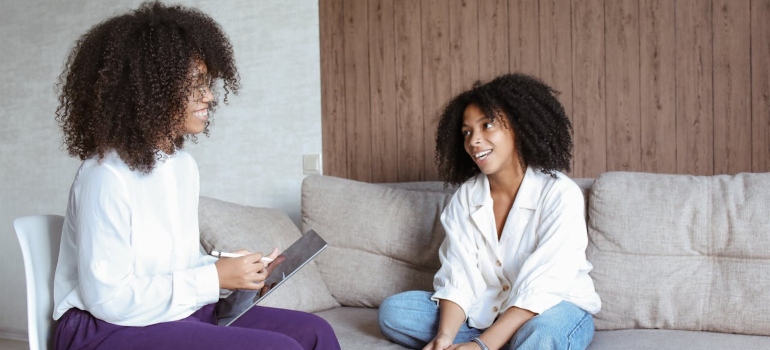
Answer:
[
  {"left": 368, "top": 0, "right": 399, "bottom": 182},
  {"left": 343, "top": 0, "right": 372, "bottom": 181},
  {"left": 478, "top": 0, "right": 509, "bottom": 82},
  {"left": 713, "top": 0, "right": 751, "bottom": 174},
  {"left": 395, "top": 0, "right": 424, "bottom": 181},
  {"left": 676, "top": 0, "right": 713, "bottom": 175},
  {"left": 639, "top": 0, "right": 676, "bottom": 174},
  {"left": 539, "top": 0, "right": 574, "bottom": 174},
  {"left": 572, "top": 0, "right": 606, "bottom": 178},
  {"left": 319, "top": 0, "right": 770, "bottom": 182},
  {"left": 449, "top": 0, "right": 480, "bottom": 95},
  {"left": 605, "top": 0, "right": 641, "bottom": 172},
  {"left": 421, "top": 0, "right": 451, "bottom": 180},
  {"left": 508, "top": 0, "right": 539, "bottom": 77},
  {"left": 752, "top": 0, "right": 770, "bottom": 172},
  {"left": 320, "top": 0, "right": 347, "bottom": 178}
]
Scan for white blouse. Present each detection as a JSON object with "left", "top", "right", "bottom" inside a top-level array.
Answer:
[
  {"left": 53, "top": 150, "right": 220, "bottom": 326},
  {"left": 431, "top": 167, "right": 601, "bottom": 329}
]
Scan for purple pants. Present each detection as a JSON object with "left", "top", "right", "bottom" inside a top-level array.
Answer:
[{"left": 54, "top": 303, "right": 340, "bottom": 350}]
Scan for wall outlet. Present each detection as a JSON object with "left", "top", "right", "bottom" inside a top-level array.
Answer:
[{"left": 303, "top": 154, "right": 321, "bottom": 175}]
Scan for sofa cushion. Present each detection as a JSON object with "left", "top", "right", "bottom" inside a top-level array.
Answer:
[
  {"left": 588, "top": 329, "right": 770, "bottom": 350},
  {"left": 315, "top": 307, "right": 407, "bottom": 349},
  {"left": 586, "top": 172, "right": 770, "bottom": 336},
  {"left": 301, "top": 176, "right": 451, "bottom": 307},
  {"left": 199, "top": 196, "right": 340, "bottom": 313}
]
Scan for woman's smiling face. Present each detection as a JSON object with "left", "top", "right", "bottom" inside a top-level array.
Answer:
[
  {"left": 461, "top": 103, "right": 519, "bottom": 177},
  {"left": 181, "top": 61, "right": 213, "bottom": 135}
]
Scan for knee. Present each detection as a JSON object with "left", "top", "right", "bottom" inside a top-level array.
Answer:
[
  {"left": 378, "top": 291, "right": 424, "bottom": 336},
  {"left": 304, "top": 313, "right": 336, "bottom": 335},
  {"left": 510, "top": 318, "right": 565, "bottom": 350},
  {"left": 299, "top": 313, "right": 339, "bottom": 349},
  {"left": 272, "top": 334, "right": 305, "bottom": 350},
  {"left": 377, "top": 294, "right": 401, "bottom": 335},
  {"left": 511, "top": 314, "right": 594, "bottom": 350},
  {"left": 378, "top": 293, "right": 404, "bottom": 319}
]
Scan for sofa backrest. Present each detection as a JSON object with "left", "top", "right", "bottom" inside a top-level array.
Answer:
[
  {"left": 198, "top": 196, "right": 340, "bottom": 313},
  {"left": 586, "top": 172, "right": 770, "bottom": 336},
  {"left": 301, "top": 176, "right": 451, "bottom": 307},
  {"left": 300, "top": 175, "right": 594, "bottom": 308}
]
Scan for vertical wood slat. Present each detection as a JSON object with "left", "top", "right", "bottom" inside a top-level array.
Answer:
[
  {"left": 508, "top": 0, "right": 539, "bottom": 77},
  {"left": 343, "top": 0, "right": 372, "bottom": 181},
  {"left": 369, "top": 0, "right": 399, "bottom": 183},
  {"left": 320, "top": 0, "right": 347, "bottom": 178},
  {"left": 449, "top": 0, "right": 480, "bottom": 96},
  {"left": 752, "top": 0, "right": 770, "bottom": 172},
  {"left": 478, "top": 0, "right": 509, "bottom": 81},
  {"left": 572, "top": 0, "right": 606, "bottom": 178},
  {"left": 640, "top": 0, "right": 677, "bottom": 174},
  {"left": 395, "top": 0, "right": 424, "bottom": 181},
  {"left": 421, "top": 0, "right": 451, "bottom": 181},
  {"left": 605, "top": 0, "right": 641, "bottom": 172},
  {"left": 539, "top": 0, "right": 575, "bottom": 174},
  {"left": 713, "top": 0, "right": 751, "bottom": 174},
  {"left": 676, "top": 0, "right": 714, "bottom": 175}
]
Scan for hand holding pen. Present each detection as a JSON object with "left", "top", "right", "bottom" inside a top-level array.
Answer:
[{"left": 213, "top": 247, "right": 282, "bottom": 290}]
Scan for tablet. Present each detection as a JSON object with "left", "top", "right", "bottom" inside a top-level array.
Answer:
[{"left": 215, "top": 229, "right": 328, "bottom": 326}]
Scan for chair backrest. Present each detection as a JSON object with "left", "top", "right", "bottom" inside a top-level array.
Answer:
[{"left": 14, "top": 215, "right": 64, "bottom": 350}]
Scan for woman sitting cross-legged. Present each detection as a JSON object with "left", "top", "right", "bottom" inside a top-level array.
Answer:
[{"left": 378, "top": 73, "right": 601, "bottom": 350}]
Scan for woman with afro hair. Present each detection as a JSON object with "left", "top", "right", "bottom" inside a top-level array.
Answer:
[
  {"left": 52, "top": 2, "right": 340, "bottom": 349},
  {"left": 378, "top": 73, "right": 601, "bottom": 350}
]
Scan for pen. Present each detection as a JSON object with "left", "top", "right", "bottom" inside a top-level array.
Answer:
[{"left": 210, "top": 250, "right": 274, "bottom": 264}]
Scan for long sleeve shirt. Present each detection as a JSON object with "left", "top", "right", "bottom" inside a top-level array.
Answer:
[
  {"left": 431, "top": 167, "right": 601, "bottom": 329},
  {"left": 53, "top": 150, "right": 220, "bottom": 326}
]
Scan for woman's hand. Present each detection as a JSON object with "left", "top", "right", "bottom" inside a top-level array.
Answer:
[
  {"left": 262, "top": 247, "right": 283, "bottom": 277},
  {"left": 425, "top": 299, "right": 465, "bottom": 350},
  {"left": 423, "top": 333, "right": 455, "bottom": 350},
  {"left": 215, "top": 249, "right": 273, "bottom": 290},
  {"left": 446, "top": 342, "right": 482, "bottom": 350},
  {"left": 257, "top": 247, "right": 286, "bottom": 296}
]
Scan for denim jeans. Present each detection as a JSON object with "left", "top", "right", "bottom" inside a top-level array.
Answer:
[{"left": 378, "top": 290, "right": 594, "bottom": 350}]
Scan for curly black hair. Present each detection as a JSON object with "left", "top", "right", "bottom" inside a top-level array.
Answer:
[
  {"left": 435, "top": 73, "right": 573, "bottom": 186},
  {"left": 55, "top": 1, "right": 240, "bottom": 173}
]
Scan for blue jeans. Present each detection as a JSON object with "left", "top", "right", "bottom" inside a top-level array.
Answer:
[{"left": 378, "top": 291, "right": 594, "bottom": 350}]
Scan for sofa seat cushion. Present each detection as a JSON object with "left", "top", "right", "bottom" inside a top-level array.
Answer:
[
  {"left": 316, "top": 308, "right": 770, "bottom": 350},
  {"left": 301, "top": 175, "right": 452, "bottom": 307},
  {"left": 586, "top": 172, "right": 770, "bottom": 336},
  {"left": 314, "top": 307, "right": 407, "bottom": 349},
  {"left": 199, "top": 196, "right": 340, "bottom": 313},
  {"left": 589, "top": 329, "right": 770, "bottom": 350}
]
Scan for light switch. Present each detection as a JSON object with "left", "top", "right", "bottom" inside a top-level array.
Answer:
[{"left": 303, "top": 154, "right": 321, "bottom": 175}]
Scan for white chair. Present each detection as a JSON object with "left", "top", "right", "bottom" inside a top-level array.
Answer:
[{"left": 14, "top": 215, "right": 64, "bottom": 350}]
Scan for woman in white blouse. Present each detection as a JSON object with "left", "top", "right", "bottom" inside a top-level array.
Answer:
[
  {"left": 52, "top": 2, "right": 339, "bottom": 349},
  {"left": 378, "top": 73, "right": 601, "bottom": 350}
]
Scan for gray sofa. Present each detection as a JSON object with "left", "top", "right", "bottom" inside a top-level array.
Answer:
[{"left": 198, "top": 171, "right": 770, "bottom": 349}]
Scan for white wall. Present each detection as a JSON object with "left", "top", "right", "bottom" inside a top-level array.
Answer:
[{"left": 0, "top": 0, "right": 321, "bottom": 337}]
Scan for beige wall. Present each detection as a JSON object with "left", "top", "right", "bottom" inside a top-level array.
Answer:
[{"left": 0, "top": 0, "right": 321, "bottom": 338}]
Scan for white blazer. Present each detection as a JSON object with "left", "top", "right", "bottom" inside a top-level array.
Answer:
[{"left": 431, "top": 167, "right": 601, "bottom": 329}]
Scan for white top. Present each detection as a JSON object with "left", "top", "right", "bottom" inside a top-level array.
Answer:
[
  {"left": 431, "top": 167, "right": 601, "bottom": 329},
  {"left": 53, "top": 150, "right": 220, "bottom": 326}
]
